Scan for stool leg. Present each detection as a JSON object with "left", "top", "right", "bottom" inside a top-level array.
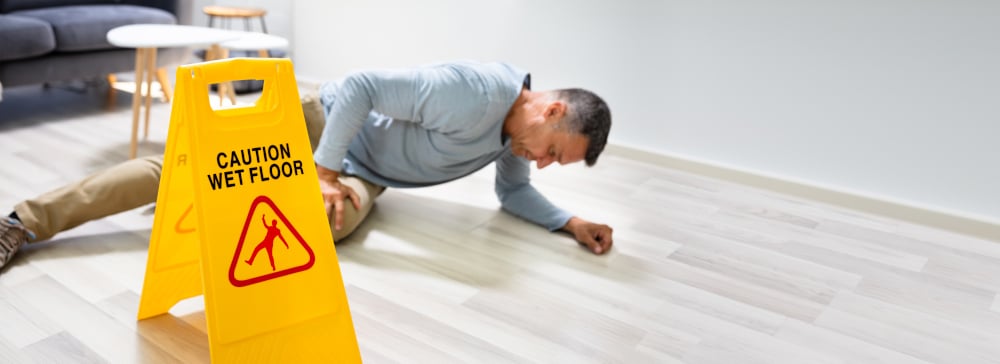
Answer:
[
  {"left": 207, "top": 44, "right": 227, "bottom": 107},
  {"left": 259, "top": 17, "right": 268, "bottom": 33},
  {"left": 222, "top": 48, "right": 237, "bottom": 105}
]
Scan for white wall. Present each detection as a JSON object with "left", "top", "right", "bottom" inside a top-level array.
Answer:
[{"left": 291, "top": 0, "right": 1000, "bottom": 222}]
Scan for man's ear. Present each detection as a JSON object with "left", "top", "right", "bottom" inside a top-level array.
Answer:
[{"left": 544, "top": 101, "right": 568, "bottom": 120}]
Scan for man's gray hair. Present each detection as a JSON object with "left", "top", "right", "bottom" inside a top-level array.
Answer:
[{"left": 556, "top": 88, "right": 611, "bottom": 166}]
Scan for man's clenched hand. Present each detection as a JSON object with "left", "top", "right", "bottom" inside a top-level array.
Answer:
[{"left": 563, "top": 216, "right": 614, "bottom": 255}]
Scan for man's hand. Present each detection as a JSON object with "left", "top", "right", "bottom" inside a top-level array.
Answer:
[
  {"left": 562, "top": 216, "right": 614, "bottom": 255},
  {"left": 317, "top": 164, "right": 360, "bottom": 230}
]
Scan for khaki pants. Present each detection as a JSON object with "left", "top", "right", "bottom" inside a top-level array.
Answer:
[{"left": 14, "top": 91, "right": 384, "bottom": 243}]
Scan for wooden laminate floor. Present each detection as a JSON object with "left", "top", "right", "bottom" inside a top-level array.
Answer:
[{"left": 1, "top": 82, "right": 999, "bottom": 363}]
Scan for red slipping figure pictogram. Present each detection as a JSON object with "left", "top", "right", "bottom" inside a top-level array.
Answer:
[{"left": 244, "top": 214, "right": 289, "bottom": 271}]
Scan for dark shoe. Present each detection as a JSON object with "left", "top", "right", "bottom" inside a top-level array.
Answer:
[{"left": 0, "top": 217, "right": 35, "bottom": 270}]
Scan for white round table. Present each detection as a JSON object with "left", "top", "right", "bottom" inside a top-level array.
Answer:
[
  {"left": 107, "top": 24, "right": 240, "bottom": 158},
  {"left": 221, "top": 32, "right": 288, "bottom": 53}
]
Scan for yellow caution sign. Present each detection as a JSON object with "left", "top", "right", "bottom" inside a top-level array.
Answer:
[{"left": 139, "top": 58, "right": 361, "bottom": 363}]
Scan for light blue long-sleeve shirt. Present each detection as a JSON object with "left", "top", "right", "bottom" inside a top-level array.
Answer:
[{"left": 313, "top": 61, "right": 573, "bottom": 231}]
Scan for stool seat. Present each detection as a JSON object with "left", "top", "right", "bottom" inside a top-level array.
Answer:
[
  {"left": 203, "top": 5, "right": 266, "bottom": 18},
  {"left": 203, "top": 5, "right": 269, "bottom": 33}
]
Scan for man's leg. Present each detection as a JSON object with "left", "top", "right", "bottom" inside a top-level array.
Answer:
[
  {"left": 13, "top": 155, "right": 164, "bottom": 242},
  {"left": 330, "top": 175, "right": 384, "bottom": 241},
  {"left": 300, "top": 86, "right": 325, "bottom": 153}
]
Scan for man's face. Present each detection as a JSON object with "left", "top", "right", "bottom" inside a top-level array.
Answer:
[{"left": 512, "top": 125, "right": 589, "bottom": 169}]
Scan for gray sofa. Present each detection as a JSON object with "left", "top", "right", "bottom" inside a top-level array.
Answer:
[{"left": 0, "top": 0, "right": 186, "bottom": 91}]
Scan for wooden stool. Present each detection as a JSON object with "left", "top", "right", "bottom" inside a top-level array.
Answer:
[
  {"left": 203, "top": 5, "right": 272, "bottom": 105},
  {"left": 203, "top": 5, "right": 268, "bottom": 33}
]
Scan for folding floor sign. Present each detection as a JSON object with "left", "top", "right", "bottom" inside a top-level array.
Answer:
[{"left": 138, "top": 58, "right": 361, "bottom": 363}]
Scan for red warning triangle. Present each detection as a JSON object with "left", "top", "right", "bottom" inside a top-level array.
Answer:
[{"left": 229, "top": 195, "right": 315, "bottom": 287}]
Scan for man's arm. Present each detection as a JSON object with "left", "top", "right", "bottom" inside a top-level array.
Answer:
[
  {"left": 494, "top": 151, "right": 614, "bottom": 254},
  {"left": 311, "top": 68, "right": 430, "bottom": 227},
  {"left": 312, "top": 66, "right": 487, "bottom": 173},
  {"left": 312, "top": 66, "right": 490, "bottom": 228},
  {"left": 494, "top": 150, "right": 572, "bottom": 230}
]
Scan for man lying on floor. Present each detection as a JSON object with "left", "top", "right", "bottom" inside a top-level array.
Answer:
[{"left": 0, "top": 60, "right": 614, "bottom": 271}]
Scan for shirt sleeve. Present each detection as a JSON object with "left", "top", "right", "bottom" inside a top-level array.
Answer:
[
  {"left": 313, "top": 66, "right": 487, "bottom": 172},
  {"left": 494, "top": 150, "right": 574, "bottom": 231}
]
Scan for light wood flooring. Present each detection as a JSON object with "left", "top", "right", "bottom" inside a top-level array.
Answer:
[{"left": 1, "top": 82, "right": 1000, "bottom": 363}]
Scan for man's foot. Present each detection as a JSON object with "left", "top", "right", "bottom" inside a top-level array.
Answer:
[{"left": 0, "top": 217, "right": 35, "bottom": 270}]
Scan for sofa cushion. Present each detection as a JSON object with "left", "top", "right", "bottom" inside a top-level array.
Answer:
[
  {"left": 0, "top": 46, "right": 187, "bottom": 88},
  {"left": 0, "top": 0, "right": 110, "bottom": 13},
  {"left": 0, "top": 15, "right": 56, "bottom": 61},
  {"left": 10, "top": 4, "right": 175, "bottom": 52}
]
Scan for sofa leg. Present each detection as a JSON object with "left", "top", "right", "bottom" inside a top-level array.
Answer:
[{"left": 106, "top": 73, "right": 117, "bottom": 109}]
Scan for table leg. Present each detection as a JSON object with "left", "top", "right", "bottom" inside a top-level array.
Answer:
[
  {"left": 129, "top": 48, "right": 148, "bottom": 159},
  {"left": 156, "top": 68, "right": 172, "bottom": 103},
  {"left": 143, "top": 48, "right": 157, "bottom": 141}
]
